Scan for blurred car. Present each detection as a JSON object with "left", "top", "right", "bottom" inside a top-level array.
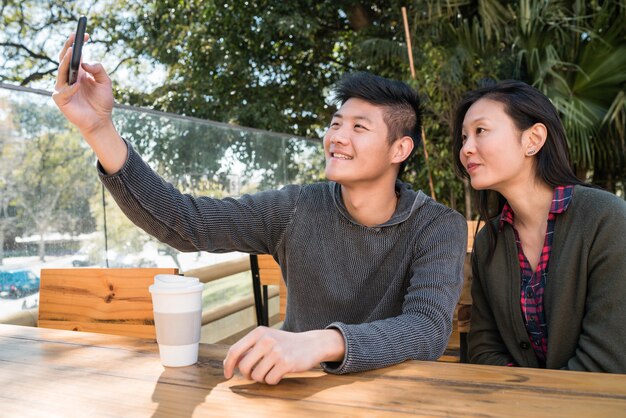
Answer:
[
  {"left": 0, "top": 270, "right": 40, "bottom": 300},
  {"left": 71, "top": 254, "right": 91, "bottom": 267}
]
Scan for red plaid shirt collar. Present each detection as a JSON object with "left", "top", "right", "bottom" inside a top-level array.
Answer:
[{"left": 499, "top": 185, "right": 574, "bottom": 230}]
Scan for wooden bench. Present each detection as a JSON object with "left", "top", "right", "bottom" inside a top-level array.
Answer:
[
  {"left": 38, "top": 268, "right": 179, "bottom": 339},
  {"left": 249, "top": 255, "right": 286, "bottom": 326}
]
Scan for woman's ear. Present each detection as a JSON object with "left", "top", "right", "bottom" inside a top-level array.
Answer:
[
  {"left": 391, "top": 136, "right": 414, "bottom": 163},
  {"left": 524, "top": 123, "right": 548, "bottom": 156}
]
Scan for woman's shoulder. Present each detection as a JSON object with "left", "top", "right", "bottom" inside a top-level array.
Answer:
[{"left": 571, "top": 185, "right": 626, "bottom": 213}]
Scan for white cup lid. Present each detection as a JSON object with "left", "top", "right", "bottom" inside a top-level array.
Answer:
[{"left": 149, "top": 274, "right": 203, "bottom": 294}]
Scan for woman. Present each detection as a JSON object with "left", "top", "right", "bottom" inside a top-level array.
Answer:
[{"left": 453, "top": 80, "right": 626, "bottom": 373}]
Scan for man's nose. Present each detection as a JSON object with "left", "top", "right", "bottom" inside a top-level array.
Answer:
[{"left": 328, "top": 129, "right": 349, "bottom": 145}]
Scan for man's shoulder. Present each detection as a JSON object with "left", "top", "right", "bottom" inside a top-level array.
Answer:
[
  {"left": 417, "top": 191, "right": 466, "bottom": 225},
  {"left": 286, "top": 181, "right": 333, "bottom": 197},
  {"left": 266, "top": 182, "right": 335, "bottom": 207}
]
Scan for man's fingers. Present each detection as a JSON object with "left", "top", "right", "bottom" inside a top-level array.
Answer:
[
  {"left": 58, "top": 34, "right": 76, "bottom": 62},
  {"left": 57, "top": 33, "right": 91, "bottom": 88},
  {"left": 55, "top": 48, "right": 73, "bottom": 89},
  {"left": 236, "top": 343, "right": 270, "bottom": 380},
  {"left": 58, "top": 33, "right": 89, "bottom": 62},
  {"left": 223, "top": 330, "right": 262, "bottom": 379},
  {"left": 52, "top": 81, "right": 79, "bottom": 107},
  {"left": 264, "top": 364, "right": 287, "bottom": 385},
  {"left": 81, "top": 62, "right": 111, "bottom": 84},
  {"left": 249, "top": 354, "right": 283, "bottom": 384}
]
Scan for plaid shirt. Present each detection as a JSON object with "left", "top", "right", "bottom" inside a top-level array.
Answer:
[{"left": 499, "top": 185, "right": 574, "bottom": 367}]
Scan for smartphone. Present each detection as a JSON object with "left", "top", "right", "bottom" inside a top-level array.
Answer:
[{"left": 68, "top": 16, "right": 87, "bottom": 85}]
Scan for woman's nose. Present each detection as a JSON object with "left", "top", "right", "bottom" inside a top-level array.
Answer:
[{"left": 461, "top": 137, "right": 474, "bottom": 155}]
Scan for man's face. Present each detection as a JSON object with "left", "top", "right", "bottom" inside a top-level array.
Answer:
[{"left": 323, "top": 98, "right": 396, "bottom": 187}]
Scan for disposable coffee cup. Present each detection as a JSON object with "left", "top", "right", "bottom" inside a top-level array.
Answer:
[{"left": 149, "top": 274, "right": 204, "bottom": 367}]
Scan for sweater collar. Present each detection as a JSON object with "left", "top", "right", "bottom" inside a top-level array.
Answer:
[{"left": 329, "top": 180, "right": 427, "bottom": 228}]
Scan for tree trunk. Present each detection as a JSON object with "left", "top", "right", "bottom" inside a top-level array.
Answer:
[
  {"left": 38, "top": 234, "right": 46, "bottom": 262},
  {"left": 0, "top": 229, "right": 4, "bottom": 266}
]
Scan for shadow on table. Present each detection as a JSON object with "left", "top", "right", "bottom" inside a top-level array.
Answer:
[
  {"left": 229, "top": 373, "right": 354, "bottom": 401},
  {"left": 151, "top": 359, "right": 225, "bottom": 418}
]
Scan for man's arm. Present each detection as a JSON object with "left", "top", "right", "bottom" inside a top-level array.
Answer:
[
  {"left": 322, "top": 210, "right": 467, "bottom": 374},
  {"left": 223, "top": 327, "right": 345, "bottom": 385},
  {"left": 99, "top": 143, "right": 300, "bottom": 254}
]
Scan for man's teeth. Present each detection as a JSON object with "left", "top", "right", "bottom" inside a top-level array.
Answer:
[{"left": 333, "top": 153, "right": 352, "bottom": 160}]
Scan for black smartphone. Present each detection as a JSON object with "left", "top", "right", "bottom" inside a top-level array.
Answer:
[{"left": 68, "top": 16, "right": 87, "bottom": 85}]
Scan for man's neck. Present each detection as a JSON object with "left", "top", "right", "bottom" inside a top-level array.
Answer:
[{"left": 340, "top": 180, "right": 399, "bottom": 227}]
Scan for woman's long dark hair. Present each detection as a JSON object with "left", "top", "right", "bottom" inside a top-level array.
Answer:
[{"left": 452, "top": 80, "right": 586, "bottom": 261}]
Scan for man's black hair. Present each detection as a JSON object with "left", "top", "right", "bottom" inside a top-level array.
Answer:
[{"left": 332, "top": 72, "right": 422, "bottom": 179}]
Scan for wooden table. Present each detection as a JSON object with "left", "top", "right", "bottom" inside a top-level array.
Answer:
[{"left": 2, "top": 324, "right": 625, "bottom": 417}]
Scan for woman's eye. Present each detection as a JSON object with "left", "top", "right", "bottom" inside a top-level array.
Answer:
[
  {"left": 461, "top": 134, "right": 467, "bottom": 144},
  {"left": 476, "top": 127, "right": 485, "bottom": 134}
]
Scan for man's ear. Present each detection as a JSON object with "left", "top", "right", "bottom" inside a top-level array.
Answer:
[
  {"left": 391, "top": 136, "right": 414, "bottom": 164},
  {"left": 523, "top": 123, "right": 548, "bottom": 156}
]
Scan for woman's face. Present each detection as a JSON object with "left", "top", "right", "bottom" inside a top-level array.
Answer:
[{"left": 459, "top": 98, "right": 531, "bottom": 192}]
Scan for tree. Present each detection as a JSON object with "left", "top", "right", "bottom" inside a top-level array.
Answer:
[
  {"left": 0, "top": 0, "right": 159, "bottom": 90},
  {"left": 508, "top": 0, "right": 626, "bottom": 191},
  {"left": 0, "top": 96, "right": 25, "bottom": 265},
  {"left": 389, "top": 1, "right": 626, "bottom": 212},
  {"left": 2, "top": 0, "right": 624, "bottom": 218},
  {"left": 11, "top": 100, "right": 96, "bottom": 261}
]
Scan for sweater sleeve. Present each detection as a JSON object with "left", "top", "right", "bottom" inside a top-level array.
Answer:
[
  {"left": 564, "top": 195, "right": 626, "bottom": 373},
  {"left": 98, "top": 141, "right": 299, "bottom": 255},
  {"left": 467, "top": 247, "right": 515, "bottom": 366},
  {"left": 321, "top": 210, "right": 466, "bottom": 374}
]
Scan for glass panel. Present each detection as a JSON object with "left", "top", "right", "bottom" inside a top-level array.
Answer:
[{"left": 0, "top": 84, "right": 323, "bottom": 320}]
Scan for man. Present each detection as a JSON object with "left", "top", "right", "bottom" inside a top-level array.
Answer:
[{"left": 53, "top": 33, "right": 466, "bottom": 385}]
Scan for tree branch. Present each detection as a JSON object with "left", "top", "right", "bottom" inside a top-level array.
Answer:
[
  {"left": 20, "top": 67, "right": 57, "bottom": 86},
  {"left": 108, "top": 56, "right": 137, "bottom": 76},
  {"left": 1, "top": 42, "right": 57, "bottom": 64}
]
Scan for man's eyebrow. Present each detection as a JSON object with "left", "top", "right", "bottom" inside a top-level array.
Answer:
[{"left": 332, "top": 113, "right": 373, "bottom": 124}]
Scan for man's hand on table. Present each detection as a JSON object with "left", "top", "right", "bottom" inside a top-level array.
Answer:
[{"left": 223, "top": 327, "right": 345, "bottom": 385}]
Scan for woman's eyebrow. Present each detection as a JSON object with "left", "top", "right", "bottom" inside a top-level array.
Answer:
[{"left": 463, "top": 116, "right": 489, "bottom": 127}]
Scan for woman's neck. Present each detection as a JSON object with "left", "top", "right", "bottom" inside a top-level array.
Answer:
[{"left": 501, "top": 180, "right": 554, "bottom": 229}]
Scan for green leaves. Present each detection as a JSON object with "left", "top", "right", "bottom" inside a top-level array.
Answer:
[{"left": 2, "top": 0, "right": 624, "bottom": 211}]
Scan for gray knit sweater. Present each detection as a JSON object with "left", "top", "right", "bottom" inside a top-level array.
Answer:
[{"left": 99, "top": 143, "right": 467, "bottom": 374}]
